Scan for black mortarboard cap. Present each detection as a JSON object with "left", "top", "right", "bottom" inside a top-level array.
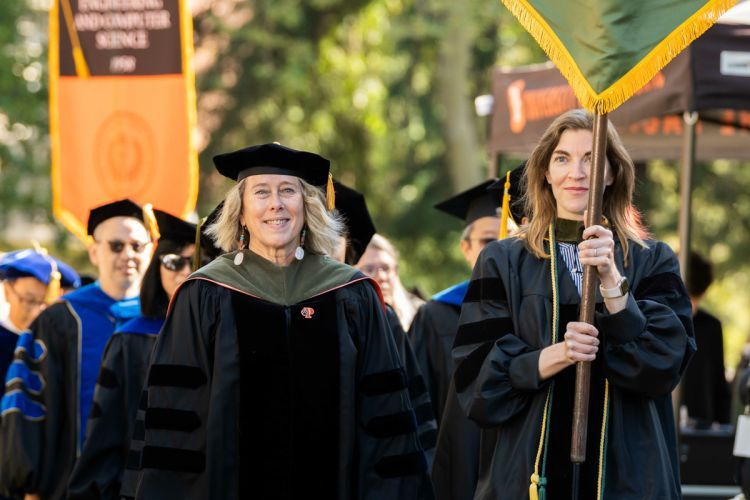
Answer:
[
  {"left": 435, "top": 179, "right": 501, "bottom": 226},
  {"left": 87, "top": 199, "right": 144, "bottom": 235},
  {"left": 487, "top": 162, "right": 527, "bottom": 223},
  {"left": 153, "top": 209, "right": 197, "bottom": 245},
  {"left": 213, "top": 143, "right": 330, "bottom": 187},
  {"left": 334, "top": 181, "right": 377, "bottom": 264}
]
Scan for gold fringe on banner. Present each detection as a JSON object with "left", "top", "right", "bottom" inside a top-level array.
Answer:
[{"left": 500, "top": 0, "right": 736, "bottom": 114}]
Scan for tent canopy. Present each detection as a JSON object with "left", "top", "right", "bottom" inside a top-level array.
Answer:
[{"left": 489, "top": 17, "right": 750, "bottom": 161}]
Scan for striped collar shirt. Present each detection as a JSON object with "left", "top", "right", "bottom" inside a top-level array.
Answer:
[{"left": 558, "top": 242, "right": 583, "bottom": 296}]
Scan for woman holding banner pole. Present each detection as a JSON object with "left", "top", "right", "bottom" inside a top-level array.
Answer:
[{"left": 452, "top": 109, "right": 694, "bottom": 499}]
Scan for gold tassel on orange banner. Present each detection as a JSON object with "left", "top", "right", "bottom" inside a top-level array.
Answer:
[
  {"left": 499, "top": 170, "right": 512, "bottom": 239},
  {"left": 326, "top": 173, "right": 336, "bottom": 211},
  {"left": 142, "top": 204, "right": 161, "bottom": 241}
]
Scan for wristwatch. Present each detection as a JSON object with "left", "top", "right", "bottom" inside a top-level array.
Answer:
[{"left": 599, "top": 276, "right": 629, "bottom": 299}]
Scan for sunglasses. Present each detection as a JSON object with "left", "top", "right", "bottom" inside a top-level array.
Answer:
[
  {"left": 159, "top": 254, "right": 194, "bottom": 272},
  {"left": 100, "top": 239, "right": 151, "bottom": 254}
]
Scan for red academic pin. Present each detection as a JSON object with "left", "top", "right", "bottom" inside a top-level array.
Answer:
[{"left": 300, "top": 307, "right": 315, "bottom": 319}]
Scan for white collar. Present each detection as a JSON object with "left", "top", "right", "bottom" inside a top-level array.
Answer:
[{"left": 0, "top": 317, "right": 24, "bottom": 335}]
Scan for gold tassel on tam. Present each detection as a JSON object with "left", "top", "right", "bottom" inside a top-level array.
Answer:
[
  {"left": 45, "top": 267, "right": 62, "bottom": 305},
  {"left": 192, "top": 216, "right": 207, "bottom": 272},
  {"left": 142, "top": 203, "right": 161, "bottom": 241},
  {"left": 326, "top": 173, "right": 336, "bottom": 211},
  {"left": 499, "top": 170, "right": 512, "bottom": 239},
  {"left": 31, "top": 241, "right": 62, "bottom": 304}
]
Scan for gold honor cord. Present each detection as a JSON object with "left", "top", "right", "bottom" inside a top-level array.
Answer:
[
  {"left": 60, "top": 0, "right": 90, "bottom": 78},
  {"left": 596, "top": 379, "right": 610, "bottom": 499},
  {"left": 528, "top": 224, "right": 611, "bottom": 499},
  {"left": 529, "top": 223, "right": 560, "bottom": 500}
]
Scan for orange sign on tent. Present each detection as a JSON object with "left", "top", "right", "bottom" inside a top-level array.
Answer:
[{"left": 50, "top": 0, "right": 198, "bottom": 241}]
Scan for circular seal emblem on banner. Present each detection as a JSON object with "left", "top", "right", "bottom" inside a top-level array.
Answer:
[{"left": 94, "top": 111, "right": 155, "bottom": 198}]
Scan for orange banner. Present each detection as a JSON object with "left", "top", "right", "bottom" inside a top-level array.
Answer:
[{"left": 50, "top": 0, "right": 198, "bottom": 241}]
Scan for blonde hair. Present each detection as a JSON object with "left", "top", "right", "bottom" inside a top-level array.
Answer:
[
  {"left": 519, "top": 109, "right": 649, "bottom": 262},
  {"left": 205, "top": 177, "right": 344, "bottom": 257}
]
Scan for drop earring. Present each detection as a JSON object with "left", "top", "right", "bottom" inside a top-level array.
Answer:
[
  {"left": 234, "top": 226, "right": 247, "bottom": 266},
  {"left": 294, "top": 228, "right": 306, "bottom": 261}
]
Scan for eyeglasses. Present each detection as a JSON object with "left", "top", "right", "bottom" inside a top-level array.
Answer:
[
  {"left": 5, "top": 283, "right": 47, "bottom": 310},
  {"left": 99, "top": 239, "right": 151, "bottom": 254},
  {"left": 159, "top": 254, "right": 196, "bottom": 272},
  {"left": 360, "top": 264, "right": 396, "bottom": 276}
]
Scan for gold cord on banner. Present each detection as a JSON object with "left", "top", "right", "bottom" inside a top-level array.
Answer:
[{"left": 60, "top": 0, "right": 90, "bottom": 78}]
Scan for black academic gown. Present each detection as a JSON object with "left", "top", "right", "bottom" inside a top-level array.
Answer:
[
  {"left": 681, "top": 309, "right": 731, "bottom": 426},
  {"left": 67, "top": 317, "right": 163, "bottom": 499},
  {"left": 431, "top": 380, "right": 482, "bottom": 500},
  {"left": 409, "top": 282, "right": 466, "bottom": 423},
  {"left": 0, "top": 284, "right": 140, "bottom": 500},
  {"left": 133, "top": 251, "right": 429, "bottom": 499},
  {"left": 0, "top": 322, "right": 20, "bottom": 386},
  {"left": 385, "top": 307, "right": 437, "bottom": 477},
  {"left": 453, "top": 234, "right": 694, "bottom": 500},
  {"left": 410, "top": 282, "right": 481, "bottom": 500}
]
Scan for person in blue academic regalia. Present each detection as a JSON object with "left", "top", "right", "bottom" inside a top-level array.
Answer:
[
  {"left": 68, "top": 207, "right": 221, "bottom": 500},
  {"left": 0, "top": 199, "right": 153, "bottom": 500},
  {"left": 0, "top": 248, "right": 80, "bottom": 384}
]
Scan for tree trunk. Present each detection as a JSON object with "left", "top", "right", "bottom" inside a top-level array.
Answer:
[{"left": 435, "top": 0, "right": 484, "bottom": 191}]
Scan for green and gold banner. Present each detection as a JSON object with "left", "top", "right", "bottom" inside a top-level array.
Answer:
[{"left": 500, "top": 0, "right": 736, "bottom": 113}]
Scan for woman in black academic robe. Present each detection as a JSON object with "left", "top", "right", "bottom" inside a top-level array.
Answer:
[
  {"left": 132, "top": 144, "right": 429, "bottom": 499},
  {"left": 67, "top": 210, "right": 216, "bottom": 499},
  {"left": 453, "top": 110, "right": 694, "bottom": 499}
]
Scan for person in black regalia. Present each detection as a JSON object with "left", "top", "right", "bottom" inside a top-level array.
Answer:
[
  {"left": 67, "top": 208, "right": 220, "bottom": 500},
  {"left": 0, "top": 199, "right": 152, "bottom": 500},
  {"left": 0, "top": 249, "right": 80, "bottom": 382},
  {"left": 680, "top": 251, "right": 730, "bottom": 427},
  {"left": 453, "top": 109, "right": 695, "bottom": 499},
  {"left": 333, "top": 180, "right": 437, "bottom": 490},
  {"left": 409, "top": 180, "right": 503, "bottom": 427},
  {"left": 431, "top": 165, "right": 525, "bottom": 500},
  {"left": 132, "top": 143, "right": 429, "bottom": 499}
]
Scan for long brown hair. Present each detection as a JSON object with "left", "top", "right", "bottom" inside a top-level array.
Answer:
[{"left": 518, "top": 109, "right": 649, "bottom": 261}]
